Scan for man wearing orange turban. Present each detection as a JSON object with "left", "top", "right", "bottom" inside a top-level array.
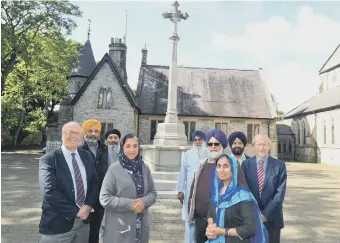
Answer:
[{"left": 79, "top": 119, "right": 109, "bottom": 243}]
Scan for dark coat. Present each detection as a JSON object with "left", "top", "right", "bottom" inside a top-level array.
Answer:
[
  {"left": 38, "top": 148, "right": 99, "bottom": 234},
  {"left": 241, "top": 156, "right": 287, "bottom": 230},
  {"left": 79, "top": 140, "right": 109, "bottom": 187},
  {"left": 208, "top": 202, "right": 256, "bottom": 243}
]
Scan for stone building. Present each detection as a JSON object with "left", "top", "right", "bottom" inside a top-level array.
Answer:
[
  {"left": 46, "top": 37, "right": 138, "bottom": 151},
  {"left": 136, "top": 49, "right": 278, "bottom": 157},
  {"left": 283, "top": 44, "right": 340, "bottom": 165},
  {"left": 276, "top": 124, "right": 295, "bottom": 161},
  {"left": 46, "top": 36, "right": 278, "bottom": 157}
]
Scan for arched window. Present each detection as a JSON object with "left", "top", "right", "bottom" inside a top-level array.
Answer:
[
  {"left": 296, "top": 123, "right": 300, "bottom": 145},
  {"left": 283, "top": 142, "right": 287, "bottom": 153},
  {"left": 98, "top": 87, "right": 104, "bottom": 108},
  {"left": 302, "top": 121, "right": 306, "bottom": 144},
  {"left": 331, "top": 117, "right": 335, "bottom": 144},
  {"left": 324, "top": 120, "right": 327, "bottom": 144},
  {"left": 278, "top": 142, "right": 281, "bottom": 153},
  {"left": 289, "top": 142, "right": 292, "bottom": 153},
  {"left": 106, "top": 88, "right": 112, "bottom": 108}
]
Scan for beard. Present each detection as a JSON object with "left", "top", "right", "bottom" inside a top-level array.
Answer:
[
  {"left": 231, "top": 147, "right": 244, "bottom": 156},
  {"left": 193, "top": 143, "right": 206, "bottom": 157},
  {"left": 108, "top": 143, "right": 120, "bottom": 153},
  {"left": 84, "top": 135, "right": 98, "bottom": 147},
  {"left": 207, "top": 149, "right": 223, "bottom": 160}
]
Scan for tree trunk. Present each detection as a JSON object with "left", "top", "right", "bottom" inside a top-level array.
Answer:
[
  {"left": 12, "top": 63, "right": 28, "bottom": 148},
  {"left": 12, "top": 97, "right": 25, "bottom": 147}
]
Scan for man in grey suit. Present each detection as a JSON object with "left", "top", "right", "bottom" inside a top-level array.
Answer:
[{"left": 39, "top": 122, "right": 99, "bottom": 243}]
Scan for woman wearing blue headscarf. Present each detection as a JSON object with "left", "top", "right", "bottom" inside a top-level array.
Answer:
[
  {"left": 206, "top": 154, "right": 268, "bottom": 243},
  {"left": 99, "top": 134, "right": 157, "bottom": 243}
]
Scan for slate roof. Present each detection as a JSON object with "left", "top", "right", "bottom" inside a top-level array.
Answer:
[
  {"left": 284, "top": 85, "right": 340, "bottom": 119},
  {"left": 319, "top": 44, "right": 340, "bottom": 74},
  {"left": 69, "top": 40, "right": 96, "bottom": 78},
  {"left": 71, "top": 53, "right": 138, "bottom": 109},
  {"left": 137, "top": 65, "right": 277, "bottom": 119},
  {"left": 276, "top": 124, "right": 295, "bottom": 135}
]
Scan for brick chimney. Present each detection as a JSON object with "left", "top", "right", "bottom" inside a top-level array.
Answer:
[
  {"left": 109, "top": 38, "right": 127, "bottom": 81},
  {"left": 141, "top": 45, "right": 148, "bottom": 66}
]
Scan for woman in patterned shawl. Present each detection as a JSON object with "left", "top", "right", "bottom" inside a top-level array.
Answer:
[
  {"left": 99, "top": 134, "right": 157, "bottom": 243},
  {"left": 206, "top": 154, "right": 268, "bottom": 243}
]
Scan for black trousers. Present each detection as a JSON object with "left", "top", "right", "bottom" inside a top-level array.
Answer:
[
  {"left": 264, "top": 222, "right": 281, "bottom": 243},
  {"left": 89, "top": 203, "right": 104, "bottom": 243},
  {"left": 194, "top": 215, "right": 208, "bottom": 243}
]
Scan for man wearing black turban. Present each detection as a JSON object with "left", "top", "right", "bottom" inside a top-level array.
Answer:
[{"left": 228, "top": 131, "right": 249, "bottom": 166}]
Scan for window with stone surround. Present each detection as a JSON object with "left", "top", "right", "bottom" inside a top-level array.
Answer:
[
  {"left": 215, "top": 122, "right": 228, "bottom": 136},
  {"left": 283, "top": 142, "right": 287, "bottom": 153},
  {"left": 99, "top": 122, "right": 114, "bottom": 141},
  {"left": 183, "top": 121, "right": 196, "bottom": 142},
  {"left": 150, "top": 120, "right": 163, "bottom": 141},
  {"left": 331, "top": 117, "right": 335, "bottom": 144},
  {"left": 98, "top": 87, "right": 104, "bottom": 108},
  {"left": 247, "top": 124, "right": 260, "bottom": 144},
  {"left": 278, "top": 142, "right": 281, "bottom": 153},
  {"left": 324, "top": 120, "right": 327, "bottom": 144},
  {"left": 289, "top": 142, "right": 292, "bottom": 153},
  {"left": 296, "top": 123, "right": 300, "bottom": 145},
  {"left": 302, "top": 121, "right": 306, "bottom": 144},
  {"left": 106, "top": 88, "right": 112, "bottom": 108}
]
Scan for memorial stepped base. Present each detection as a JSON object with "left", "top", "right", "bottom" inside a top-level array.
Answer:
[{"left": 151, "top": 171, "right": 180, "bottom": 199}]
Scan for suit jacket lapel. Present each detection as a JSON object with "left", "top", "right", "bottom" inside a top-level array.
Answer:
[
  {"left": 263, "top": 156, "right": 274, "bottom": 190},
  {"left": 250, "top": 157, "right": 259, "bottom": 194},
  {"left": 78, "top": 150, "right": 91, "bottom": 196},
  {"left": 56, "top": 148, "right": 74, "bottom": 186}
]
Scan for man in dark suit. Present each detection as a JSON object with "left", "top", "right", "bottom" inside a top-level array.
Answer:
[
  {"left": 79, "top": 119, "right": 109, "bottom": 243},
  {"left": 241, "top": 134, "right": 287, "bottom": 243},
  {"left": 39, "top": 121, "right": 99, "bottom": 243}
]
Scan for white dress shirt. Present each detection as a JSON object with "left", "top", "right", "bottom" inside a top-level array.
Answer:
[{"left": 61, "top": 145, "right": 87, "bottom": 208}]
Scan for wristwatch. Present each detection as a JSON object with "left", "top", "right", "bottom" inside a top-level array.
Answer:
[{"left": 225, "top": 228, "right": 229, "bottom": 237}]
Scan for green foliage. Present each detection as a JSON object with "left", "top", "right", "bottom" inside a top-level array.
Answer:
[
  {"left": 1, "top": 0, "right": 82, "bottom": 146},
  {"left": 1, "top": 0, "right": 82, "bottom": 91},
  {"left": 277, "top": 110, "right": 285, "bottom": 121}
]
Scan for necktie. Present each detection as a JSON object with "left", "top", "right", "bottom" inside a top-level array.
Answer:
[
  {"left": 71, "top": 153, "right": 85, "bottom": 206},
  {"left": 257, "top": 160, "right": 264, "bottom": 197}
]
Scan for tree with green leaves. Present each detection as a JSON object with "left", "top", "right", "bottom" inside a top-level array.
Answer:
[
  {"left": 2, "top": 31, "right": 80, "bottom": 147},
  {"left": 1, "top": 0, "right": 82, "bottom": 93}
]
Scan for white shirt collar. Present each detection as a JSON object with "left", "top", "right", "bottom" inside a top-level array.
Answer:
[{"left": 61, "top": 144, "right": 79, "bottom": 157}]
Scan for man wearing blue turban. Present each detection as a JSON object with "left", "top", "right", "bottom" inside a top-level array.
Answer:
[
  {"left": 177, "top": 130, "right": 208, "bottom": 243},
  {"left": 188, "top": 129, "right": 228, "bottom": 243}
]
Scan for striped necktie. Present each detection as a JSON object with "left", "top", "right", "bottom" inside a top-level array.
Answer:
[
  {"left": 71, "top": 153, "right": 85, "bottom": 206},
  {"left": 257, "top": 159, "right": 264, "bottom": 197}
]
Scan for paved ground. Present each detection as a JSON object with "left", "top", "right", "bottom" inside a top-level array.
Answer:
[{"left": 1, "top": 152, "right": 340, "bottom": 243}]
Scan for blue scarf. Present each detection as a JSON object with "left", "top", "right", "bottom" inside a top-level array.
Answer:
[
  {"left": 118, "top": 134, "right": 144, "bottom": 243},
  {"left": 207, "top": 154, "right": 268, "bottom": 243}
]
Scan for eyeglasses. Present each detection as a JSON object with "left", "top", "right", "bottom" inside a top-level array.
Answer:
[{"left": 207, "top": 142, "right": 220, "bottom": 147}]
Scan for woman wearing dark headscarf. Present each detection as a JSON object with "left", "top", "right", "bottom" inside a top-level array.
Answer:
[
  {"left": 99, "top": 134, "right": 157, "bottom": 243},
  {"left": 206, "top": 154, "right": 268, "bottom": 243}
]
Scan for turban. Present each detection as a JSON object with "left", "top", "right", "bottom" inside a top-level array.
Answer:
[
  {"left": 228, "top": 131, "right": 247, "bottom": 147},
  {"left": 105, "top": 129, "right": 121, "bottom": 139},
  {"left": 191, "top": 130, "right": 206, "bottom": 141},
  {"left": 206, "top": 129, "right": 228, "bottom": 149},
  {"left": 82, "top": 119, "right": 101, "bottom": 133}
]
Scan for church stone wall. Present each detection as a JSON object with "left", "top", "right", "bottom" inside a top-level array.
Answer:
[
  {"left": 138, "top": 115, "right": 277, "bottom": 157},
  {"left": 72, "top": 62, "right": 136, "bottom": 137}
]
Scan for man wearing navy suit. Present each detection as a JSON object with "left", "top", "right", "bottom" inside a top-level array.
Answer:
[
  {"left": 241, "top": 134, "right": 287, "bottom": 243},
  {"left": 39, "top": 121, "right": 99, "bottom": 242}
]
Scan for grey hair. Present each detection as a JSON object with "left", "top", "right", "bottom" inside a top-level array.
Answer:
[
  {"left": 252, "top": 134, "right": 272, "bottom": 146},
  {"left": 62, "top": 121, "right": 81, "bottom": 133}
]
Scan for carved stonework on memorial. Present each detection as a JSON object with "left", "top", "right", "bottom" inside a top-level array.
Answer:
[{"left": 152, "top": 1, "right": 189, "bottom": 146}]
